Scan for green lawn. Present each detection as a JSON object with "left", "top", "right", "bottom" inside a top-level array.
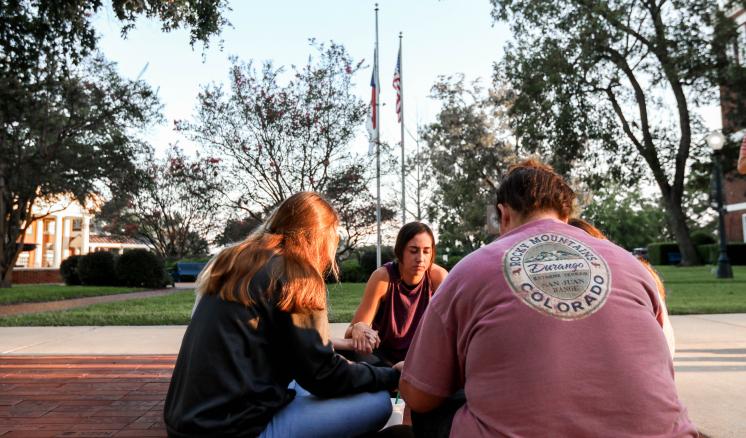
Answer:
[
  {"left": 0, "top": 291, "right": 196, "bottom": 326},
  {"left": 0, "top": 285, "right": 146, "bottom": 305},
  {"left": 0, "top": 267, "right": 744, "bottom": 326},
  {"left": 655, "top": 265, "right": 746, "bottom": 315},
  {"left": 0, "top": 283, "right": 365, "bottom": 326}
]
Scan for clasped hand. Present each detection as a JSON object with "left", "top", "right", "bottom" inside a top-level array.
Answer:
[{"left": 350, "top": 322, "right": 380, "bottom": 354}]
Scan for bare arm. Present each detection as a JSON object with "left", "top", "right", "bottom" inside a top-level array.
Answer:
[
  {"left": 400, "top": 377, "right": 447, "bottom": 413},
  {"left": 429, "top": 264, "right": 449, "bottom": 292},
  {"left": 337, "top": 267, "right": 389, "bottom": 353}
]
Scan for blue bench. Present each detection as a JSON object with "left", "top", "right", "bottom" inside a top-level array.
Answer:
[
  {"left": 666, "top": 252, "right": 682, "bottom": 265},
  {"left": 170, "top": 262, "right": 207, "bottom": 283}
]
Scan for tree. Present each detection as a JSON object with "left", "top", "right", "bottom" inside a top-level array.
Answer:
[
  {"left": 422, "top": 76, "right": 516, "bottom": 254},
  {"left": 581, "top": 185, "right": 672, "bottom": 250},
  {"left": 100, "top": 146, "right": 221, "bottom": 259},
  {"left": 490, "top": 0, "right": 746, "bottom": 265},
  {"left": 0, "top": 1, "right": 229, "bottom": 287},
  {"left": 177, "top": 41, "right": 389, "bottom": 251},
  {"left": 0, "top": 56, "right": 160, "bottom": 287},
  {"left": 214, "top": 217, "right": 262, "bottom": 247},
  {"left": 324, "top": 163, "right": 396, "bottom": 257}
]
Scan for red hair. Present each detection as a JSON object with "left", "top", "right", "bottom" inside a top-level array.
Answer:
[{"left": 197, "top": 192, "right": 339, "bottom": 313}]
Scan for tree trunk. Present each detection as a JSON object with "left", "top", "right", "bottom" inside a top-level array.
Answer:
[
  {"left": 1, "top": 263, "right": 12, "bottom": 288},
  {"left": 664, "top": 195, "right": 700, "bottom": 266}
]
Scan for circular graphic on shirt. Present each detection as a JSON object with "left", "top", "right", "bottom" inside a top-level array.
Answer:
[{"left": 503, "top": 232, "right": 611, "bottom": 320}]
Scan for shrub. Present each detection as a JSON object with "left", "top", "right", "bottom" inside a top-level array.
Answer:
[
  {"left": 647, "top": 242, "right": 680, "bottom": 265},
  {"left": 338, "top": 258, "right": 367, "bottom": 283},
  {"left": 77, "top": 251, "right": 117, "bottom": 286},
  {"left": 443, "top": 255, "right": 464, "bottom": 271},
  {"left": 116, "top": 249, "right": 169, "bottom": 288},
  {"left": 690, "top": 230, "right": 716, "bottom": 246},
  {"left": 358, "top": 246, "right": 395, "bottom": 278},
  {"left": 697, "top": 243, "right": 746, "bottom": 265},
  {"left": 60, "top": 255, "right": 82, "bottom": 285}
]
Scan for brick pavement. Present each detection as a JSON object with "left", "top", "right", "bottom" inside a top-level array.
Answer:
[{"left": 0, "top": 355, "right": 174, "bottom": 437}]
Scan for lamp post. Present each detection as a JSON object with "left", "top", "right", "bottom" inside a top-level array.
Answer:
[{"left": 706, "top": 130, "right": 733, "bottom": 279}]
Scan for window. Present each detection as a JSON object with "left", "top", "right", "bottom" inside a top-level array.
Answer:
[
  {"left": 72, "top": 218, "right": 82, "bottom": 231},
  {"left": 737, "top": 24, "right": 746, "bottom": 66},
  {"left": 16, "top": 253, "right": 29, "bottom": 268},
  {"left": 43, "top": 250, "right": 54, "bottom": 267}
]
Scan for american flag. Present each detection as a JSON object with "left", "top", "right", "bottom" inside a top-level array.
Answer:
[{"left": 393, "top": 47, "right": 402, "bottom": 123}]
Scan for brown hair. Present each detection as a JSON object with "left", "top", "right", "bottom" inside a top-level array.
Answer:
[
  {"left": 569, "top": 217, "right": 666, "bottom": 300},
  {"left": 196, "top": 192, "right": 340, "bottom": 313},
  {"left": 394, "top": 222, "right": 436, "bottom": 268},
  {"left": 495, "top": 158, "right": 575, "bottom": 220}
]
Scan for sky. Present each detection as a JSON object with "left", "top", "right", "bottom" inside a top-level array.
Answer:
[{"left": 93, "top": 1, "right": 513, "bottom": 158}]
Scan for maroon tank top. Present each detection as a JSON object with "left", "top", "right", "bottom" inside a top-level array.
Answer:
[{"left": 371, "top": 261, "right": 433, "bottom": 363}]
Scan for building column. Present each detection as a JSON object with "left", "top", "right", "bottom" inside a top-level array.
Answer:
[
  {"left": 53, "top": 215, "right": 63, "bottom": 268},
  {"left": 62, "top": 217, "right": 71, "bottom": 257},
  {"left": 33, "top": 221, "right": 43, "bottom": 268},
  {"left": 82, "top": 215, "right": 90, "bottom": 254}
]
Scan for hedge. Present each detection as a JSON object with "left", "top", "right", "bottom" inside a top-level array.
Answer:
[
  {"left": 696, "top": 243, "right": 746, "bottom": 265},
  {"left": 116, "top": 249, "right": 169, "bottom": 288},
  {"left": 647, "top": 242, "right": 680, "bottom": 265},
  {"left": 59, "top": 255, "right": 82, "bottom": 285},
  {"left": 359, "top": 246, "right": 396, "bottom": 278},
  {"left": 77, "top": 251, "right": 117, "bottom": 286}
]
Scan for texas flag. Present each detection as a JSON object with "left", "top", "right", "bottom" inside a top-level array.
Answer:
[{"left": 366, "top": 48, "right": 379, "bottom": 155}]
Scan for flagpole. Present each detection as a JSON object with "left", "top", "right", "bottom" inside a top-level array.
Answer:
[
  {"left": 399, "top": 32, "right": 406, "bottom": 226},
  {"left": 375, "top": 4, "right": 382, "bottom": 268}
]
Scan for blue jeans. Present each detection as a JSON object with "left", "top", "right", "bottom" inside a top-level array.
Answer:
[{"left": 259, "top": 381, "right": 392, "bottom": 438}]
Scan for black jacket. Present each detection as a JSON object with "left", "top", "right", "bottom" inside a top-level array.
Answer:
[{"left": 163, "top": 257, "right": 399, "bottom": 437}]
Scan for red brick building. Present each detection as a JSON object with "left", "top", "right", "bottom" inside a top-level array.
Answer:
[{"left": 721, "top": 3, "right": 746, "bottom": 242}]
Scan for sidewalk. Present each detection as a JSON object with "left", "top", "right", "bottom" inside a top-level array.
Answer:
[{"left": 0, "top": 315, "right": 744, "bottom": 437}]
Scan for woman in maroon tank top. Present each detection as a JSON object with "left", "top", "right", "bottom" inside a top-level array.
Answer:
[{"left": 336, "top": 222, "right": 448, "bottom": 365}]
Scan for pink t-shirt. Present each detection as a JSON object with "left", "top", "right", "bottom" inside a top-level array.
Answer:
[{"left": 402, "top": 218, "right": 696, "bottom": 437}]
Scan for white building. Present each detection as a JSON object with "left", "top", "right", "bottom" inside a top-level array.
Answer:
[{"left": 15, "top": 196, "right": 149, "bottom": 269}]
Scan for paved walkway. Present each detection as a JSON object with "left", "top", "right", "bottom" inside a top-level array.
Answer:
[
  {"left": 0, "top": 315, "right": 743, "bottom": 437},
  {"left": 0, "top": 284, "right": 195, "bottom": 317},
  {"left": 0, "top": 355, "right": 172, "bottom": 437}
]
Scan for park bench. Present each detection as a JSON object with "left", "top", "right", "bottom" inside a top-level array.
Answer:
[{"left": 170, "top": 262, "right": 207, "bottom": 283}]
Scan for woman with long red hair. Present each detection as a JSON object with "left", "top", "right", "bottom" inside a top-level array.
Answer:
[{"left": 164, "top": 192, "right": 401, "bottom": 438}]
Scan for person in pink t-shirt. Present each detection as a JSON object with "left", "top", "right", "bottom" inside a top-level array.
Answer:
[{"left": 400, "top": 159, "right": 697, "bottom": 438}]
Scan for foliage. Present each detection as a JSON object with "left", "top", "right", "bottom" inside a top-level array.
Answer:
[
  {"left": 115, "top": 249, "right": 168, "bottom": 288},
  {"left": 59, "top": 255, "right": 82, "bottom": 286},
  {"left": 647, "top": 242, "right": 681, "bottom": 265},
  {"left": 324, "top": 163, "right": 396, "bottom": 256},
  {"left": 77, "top": 251, "right": 117, "bottom": 286},
  {"left": 422, "top": 76, "right": 516, "bottom": 253},
  {"left": 215, "top": 217, "right": 262, "bottom": 247},
  {"left": 358, "top": 246, "right": 396, "bottom": 278},
  {"left": 696, "top": 243, "right": 746, "bottom": 265},
  {"left": 99, "top": 146, "right": 219, "bottom": 259},
  {"left": 0, "top": 0, "right": 228, "bottom": 287},
  {"left": 443, "top": 255, "right": 464, "bottom": 272},
  {"left": 176, "top": 41, "right": 391, "bottom": 252},
  {"left": 581, "top": 185, "right": 671, "bottom": 250},
  {"left": 490, "top": 0, "right": 746, "bottom": 265},
  {"left": 690, "top": 230, "right": 716, "bottom": 246},
  {"left": 338, "top": 258, "right": 367, "bottom": 283}
]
